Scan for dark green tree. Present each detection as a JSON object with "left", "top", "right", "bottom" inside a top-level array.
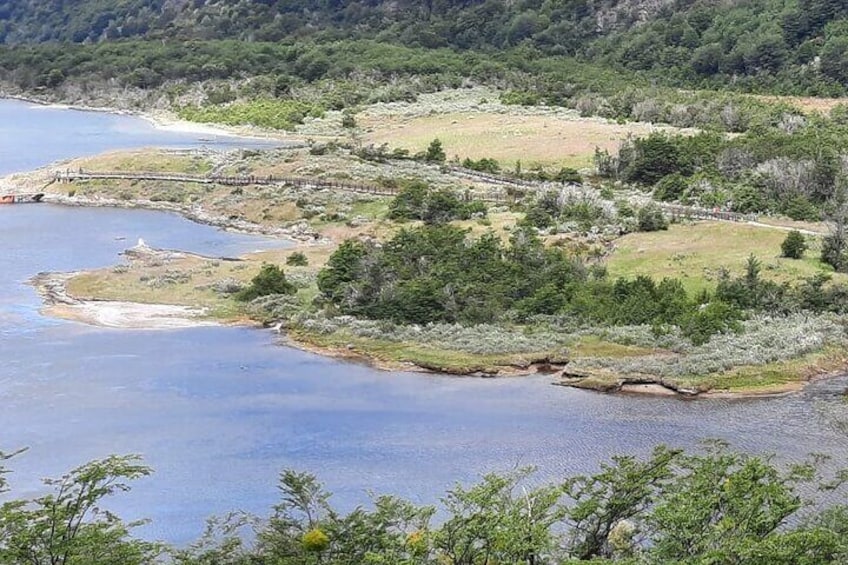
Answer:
[
  {"left": 781, "top": 230, "right": 808, "bottom": 259},
  {"left": 236, "top": 264, "right": 296, "bottom": 302},
  {"left": 424, "top": 138, "right": 446, "bottom": 163},
  {"left": 637, "top": 203, "right": 669, "bottom": 231},
  {"left": 626, "top": 134, "right": 691, "bottom": 186}
]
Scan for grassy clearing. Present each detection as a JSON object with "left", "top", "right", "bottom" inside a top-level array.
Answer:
[
  {"left": 359, "top": 112, "right": 676, "bottom": 169},
  {"left": 750, "top": 94, "right": 845, "bottom": 115},
  {"left": 607, "top": 221, "right": 843, "bottom": 294},
  {"left": 66, "top": 149, "right": 214, "bottom": 174},
  {"left": 64, "top": 246, "right": 317, "bottom": 320},
  {"left": 454, "top": 211, "right": 520, "bottom": 241}
]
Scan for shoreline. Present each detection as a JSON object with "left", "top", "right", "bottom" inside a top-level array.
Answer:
[
  {"left": 31, "top": 272, "right": 221, "bottom": 330},
  {"left": 23, "top": 194, "right": 847, "bottom": 399},
  {"left": 4, "top": 108, "right": 844, "bottom": 399},
  {"left": 41, "top": 193, "right": 323, "bottom": 242},
  {"left": 1, "top": 93, "right": 298, "bottom": 142}
]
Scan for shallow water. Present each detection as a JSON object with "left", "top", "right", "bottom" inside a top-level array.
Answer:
[{"left": 2, "top": 101, "right": 848, "bottom": 545}]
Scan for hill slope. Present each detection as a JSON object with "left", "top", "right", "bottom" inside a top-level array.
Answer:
[{"left": 1, "top": 0, "right": 847, "bottom": 94}]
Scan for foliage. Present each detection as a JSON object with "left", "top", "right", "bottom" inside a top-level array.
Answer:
[
  {"left": 235, "top": 263, "right": 296, "bottom": 302},
  {"left": 286, "top": 252, "right": 309, "bottom": 267},
  {"left": 653, "top": 173, "right": 688, "bottom": 202},
  {"left": 387, "top": 181, "right": 484, "bottom": 224},
  {"left": 0, "top": 454, "right": 158, "bottom": 565},
  {"left": 563, "top": 445, "right": 680, "bottom": 560},
  {"left": 555, "top": 167, "right": 584, "bottom": 185},
  {"left": 461, "top": 157, "right": 500, "bottom": 174},
  {"left": 636, "top": 204, "right": 668, "bottom": 232},
  {"left": 424, "top": 138, "right": 446, "bottom": 163},
  {"left": 1, "top": 444, "right": 846, "bottom": 564},
  {"left": 781, "top": 230, "right": 808, "bottom": 259},
  {"left": 317, "top": 224, "right": 742, "bottom": 343},
  {"left": 521, "top": 189, "right": 616, "bottom": 232},
  {"left": 4, "top": 0, "right": 848, "bottom": 98},
  {"left": 178, "top": 99, "right": 324, "bottom": 130},
  {"left": 625, "top": 134, "right": 692, "bottom": 186},
  {"left": 822, "top": 233, "right": 848, "bottom": 272}
]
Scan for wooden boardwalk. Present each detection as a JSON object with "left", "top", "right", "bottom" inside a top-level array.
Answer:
[
  {"left": 54, "top": 170, "right": 403, "bottom": 197},
  {"left": 661, "top": 204, "right": 754, "bottom": 223},
  {"left": 54, "top": 169, "right": 755, "bottom": 223}
]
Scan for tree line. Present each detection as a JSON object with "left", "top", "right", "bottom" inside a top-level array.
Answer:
[{"left": 1, "top": 0, "right": 847, "bottom": 96}]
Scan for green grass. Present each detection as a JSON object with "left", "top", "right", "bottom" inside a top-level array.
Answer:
[
  {"left": 291, "top": 328, "right": 564, "bottom": 375},
  {"left": 607, "top": 221, "right": 843, "bottom": 294},
  {"left": 677, "top": 346, "right": 848, "bottom": 393},
  {"left": 350, "top": 199, "right": 389, "bottom": 220}
]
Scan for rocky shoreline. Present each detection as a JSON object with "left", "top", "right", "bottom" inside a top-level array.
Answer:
[{"left": 42, "top": 192, "right": 326, "bottom": 243}]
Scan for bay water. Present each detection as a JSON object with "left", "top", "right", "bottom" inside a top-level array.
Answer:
[{"left": 2, "top": 99, "right": 847, "bottom": 544}]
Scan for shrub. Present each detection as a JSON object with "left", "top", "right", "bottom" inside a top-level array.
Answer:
[
  {"left": 554, "top": 167, "right": 583, "bottom": 184},
  {"left": 654, "top": 173, "right": 688, "bottom": 202},
  {"left": 424, "top": 138, "right": 446, "bottom": 163},
  {"left": 388, "top": 182, "right": 485, "bottom": 224},
  {"left": 462, "top": 157, "right": 500, "bottom": 173},
  {"left": 341, "top": 112, "right": 356, "bottom": 129},
  {"left": 822, "top": 233, "right": 847, "bottom": 272},
  {"left": 625, "top": 133, "right": 692, "bottom": 186},
  {"left": 679, "top": 300, "right": 741, "bottom": 346},
  {"left": 782, "top": 196, "right": 819, "bottom": 221},
  {"left": 236, "top": 263, "right": 296, "bottom": 302},
  {"left": 387, "top": 181, "right": 429, "bottom": 221},
  {"left": 286, "top": 251, "right": 309, "bottom": 266},
  {"left": 521, "top": 205, "right": 555, "bottom": 229},
  {"left": 732, "top": 185, "right": 767, "bottom": 214},
  {"left": 781, "top": 230, "right": 807, "bottom": 259},
  {"left": 637, "top": 203, "right": 668, "bottom": 232}
]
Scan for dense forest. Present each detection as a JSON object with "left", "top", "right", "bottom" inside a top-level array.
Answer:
[{"left": 1, "top": 0, "right": 848, "bottom": 95}]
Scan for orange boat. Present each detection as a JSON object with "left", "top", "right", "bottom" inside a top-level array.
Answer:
[{"left": 0, "top": 193, "right": 44, "bottom": 204}]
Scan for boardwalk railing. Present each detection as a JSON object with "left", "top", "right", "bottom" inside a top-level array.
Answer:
[
  {"left": 55, "top": 169, "right": 515, "bottom": 203},
  {"left": 56, "top": 170, "right": 406, "bottom": 198},
  {"left": 445, "top": 165, "right": 540, "bottom": 189},
  {"left": 660, "top": 204, "right": 756, "bottom": 223},
  {"left": 54, "top": 170, "right": 756, "bottom": 223}
]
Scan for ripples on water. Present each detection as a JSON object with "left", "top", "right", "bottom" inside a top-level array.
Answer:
[{"left": 1, "top": 101, "right": 847, "bottom": 545}]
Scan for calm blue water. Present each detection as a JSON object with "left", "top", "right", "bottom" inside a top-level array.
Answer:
[
  {"left": 2, "top": 100, "right": 848, "bottom": 545},
  {"left": 0, "top": 98, "right": 277, "bottom": 174}
]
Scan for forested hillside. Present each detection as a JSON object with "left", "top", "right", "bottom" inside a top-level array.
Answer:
[{"left": 1, "top": 0, "right": 847, "bottom": 95}]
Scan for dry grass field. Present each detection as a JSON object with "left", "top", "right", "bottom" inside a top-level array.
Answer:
[
  {"left": 359, "top": 112, "right": 682, "bottom": 169},
  {"left": 751, "top": 94, "right": 845, "bottom": 115}
]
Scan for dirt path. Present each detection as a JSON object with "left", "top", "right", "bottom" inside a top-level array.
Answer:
[{"left": 745, "top": 220, "right": 826, "bottom": 236}]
